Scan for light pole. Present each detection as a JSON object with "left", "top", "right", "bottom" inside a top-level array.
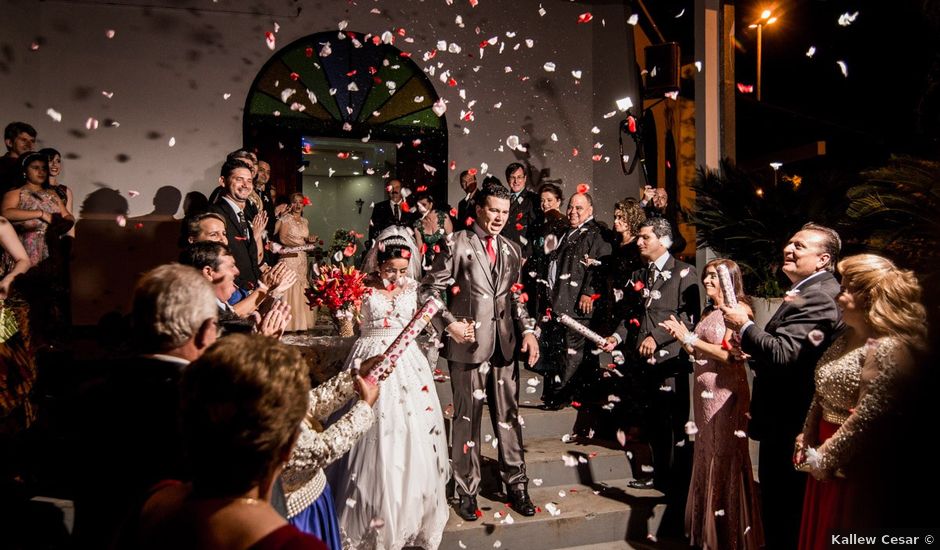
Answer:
[{"left": 749, "top": 9, "right": 777, "bottom": 101}]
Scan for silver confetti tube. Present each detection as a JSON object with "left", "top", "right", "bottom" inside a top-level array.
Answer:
[
  {"left": 557, "top": 314, "right": 625, "bottom": 365},
  {"left": 716, "top": 264, "right": 738, "bottom": 308},
  {"left": 365, "top": 295, "right": 445, "bottom": 384}
]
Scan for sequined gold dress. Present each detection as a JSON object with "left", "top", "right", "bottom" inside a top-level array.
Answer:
[
  {"left": 798, "top": 336, "right": 902, "bottom": 550},
  {"left": 277, "top": 214, "right": 316, "bottom": 331}
]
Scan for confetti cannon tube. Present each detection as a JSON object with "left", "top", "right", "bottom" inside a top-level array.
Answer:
[
  {"left": 557, "top": 314, "right": 625, "bottom": 365},
  {"left": 269, "top": 242, "right": 319, "bottom": 254},
  {"left": 716, "top": 264, "right": 738, "bottom": 308},
  {"left": 365, "top": 295, "right": 445, "bottom": 385}
]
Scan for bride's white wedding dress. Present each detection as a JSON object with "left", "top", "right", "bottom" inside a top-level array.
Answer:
[{"left": 328, "top": 277, "right": 449, "bottom": 550}]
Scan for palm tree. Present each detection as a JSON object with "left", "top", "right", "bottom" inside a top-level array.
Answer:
[{"left": 846, "top": 155, "right": 940, "bottom": 282}]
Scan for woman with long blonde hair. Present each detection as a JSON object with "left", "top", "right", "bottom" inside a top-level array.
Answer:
[{"left": 795, "top": 253, "right": 926, "bottom": 549}]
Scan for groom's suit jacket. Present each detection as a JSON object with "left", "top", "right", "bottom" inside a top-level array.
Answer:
[{"left": 420, "top": 228, "right": 534, "bottom": 365}]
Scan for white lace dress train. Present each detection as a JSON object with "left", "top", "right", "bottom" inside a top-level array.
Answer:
[{"left": 329, "top": 278, "right": 450, "bottom": 550}]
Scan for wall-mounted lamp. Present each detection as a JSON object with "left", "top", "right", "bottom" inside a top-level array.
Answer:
[{"left": 355, "top": 197, "right": 364, "bottom": 214}]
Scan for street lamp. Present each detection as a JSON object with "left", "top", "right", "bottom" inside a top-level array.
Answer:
[{"left": 749, "top": 9, "right": 778, "bottom": 101}]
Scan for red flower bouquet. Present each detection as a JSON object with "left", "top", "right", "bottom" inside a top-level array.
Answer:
[{"left": 305, "top": 265, "right": 372, "bottom": 337}]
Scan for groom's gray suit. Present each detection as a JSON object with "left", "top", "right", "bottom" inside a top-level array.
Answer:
[{"left": 420, "top": 224, "right": 535, "bottom": 497}]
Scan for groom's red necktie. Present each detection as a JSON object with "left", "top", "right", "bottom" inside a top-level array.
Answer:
[{"left": 485, "top": 236, "right": 497, "bottom": 266}]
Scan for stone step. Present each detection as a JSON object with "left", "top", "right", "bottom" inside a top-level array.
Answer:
[
  {"left": 444, "top": 405, "right": 579, "bottom": 441},
  {"left": 441, "top": 479, "right": 668, "bottom": 550},
  {"left": 470, "top": 436, "right": 637, "bottom": 494}
]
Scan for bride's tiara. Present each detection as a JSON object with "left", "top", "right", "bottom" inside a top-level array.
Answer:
[{"left": 377, "top": 236, "right": 411, "bottom": 251}]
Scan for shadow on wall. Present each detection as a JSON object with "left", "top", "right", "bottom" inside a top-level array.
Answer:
[{"left": 71, "top": 186, "right": 183, "bottom": 326}]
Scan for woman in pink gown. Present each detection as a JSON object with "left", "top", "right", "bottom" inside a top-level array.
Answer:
[
  {"left": 275, "top": 193, "right": 317, "bottom": 332},
  {"left": 660, "top": 259, "right": 763, "bottom": 550}
]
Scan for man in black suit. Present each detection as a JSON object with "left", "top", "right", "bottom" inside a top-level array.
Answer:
[
  {"left": 539, "top": 192, "right": 611, "bottom": 408},
  {"left": 604, "top": 217, "right": 699, "bottom": 494},
  {"left": 455, "top": 169, "right": 478, "bottom": 227},
  {"left": 210, "top": 158, "right": 262, "bottom": 289},
  {"left": 255, "top": 159, "right": 277, "bottom": 236},
  {"left": 721, "top": 223, "right": 842, "bottom": 550},
  {"left": 368, "top": 178, "right": 413, "bottom": 242},
  {"left": 72, "top": 264, "right": 219, "bottom": 548},
  {"left": 500, "top": 163, "right": 538, "bottom": 249}
]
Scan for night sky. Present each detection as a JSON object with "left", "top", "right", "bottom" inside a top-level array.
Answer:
[{"left": 643, "top": 0, "right": 939, "bottom": 165}]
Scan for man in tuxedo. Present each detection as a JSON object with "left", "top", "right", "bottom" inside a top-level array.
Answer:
[
  {"left": 210, "top": 158, "right": 263, "bottom": 289},
  {"left": 368, "top": 178, "right": 413, "bottom": 241},
  {"left": 455, "top": 169, "right": 478, "bottom": 227},
  {"left": 420, "top": 184, "right": 540, "bottom": 521},
  {"left": 722, "top": 223, "right": 842, "bottom": 550},
  {"left": 72, "top": 264, "right": 219, "bottom": 548},
  {"left": 605, "top": 218, "right": 699, "bottom": 494},
  {"left": 539, "top": 192, "right": 611, "bottom": 408},
  {"left": 500, "top": 163, "right": 538, "bottom": 249}
]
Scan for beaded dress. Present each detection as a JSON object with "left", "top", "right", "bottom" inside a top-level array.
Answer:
[
  {"left": 798, "top": 336, "right": 902, "bottom": 549},
  {"left": 281, "top": 369, "right": 376, "bottom": 550}
]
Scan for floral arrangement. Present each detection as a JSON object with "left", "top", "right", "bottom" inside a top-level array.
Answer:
[
  {"left": 305, "top": 264, "right": 371, "bottom": 315},
  {"left": 327, "top": 228, "right": 365, "bottom": 265}
]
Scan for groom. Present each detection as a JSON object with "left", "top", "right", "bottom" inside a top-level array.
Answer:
[{"left": 420, "top": 183, "right": 540, "bottom": 521}]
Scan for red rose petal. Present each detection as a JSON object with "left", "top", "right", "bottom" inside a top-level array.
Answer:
[
  {"left": 577, "top": 12, "right": 593, "bottom": 23},
  {"left": 290, "top": 72, "right": 300, "bottom": 81}
]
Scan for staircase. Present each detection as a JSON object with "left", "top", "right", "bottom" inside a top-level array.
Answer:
[{"left": 432, "top": 360, "right": 686, "bottom": 549}]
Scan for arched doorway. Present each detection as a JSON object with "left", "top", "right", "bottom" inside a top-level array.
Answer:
[{"left": 244, "top": 31, "right": 447, "bottom": 242}]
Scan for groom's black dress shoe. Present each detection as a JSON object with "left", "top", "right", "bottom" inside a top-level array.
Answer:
[
  {"left": 508, "top": 487, "right": 536, "bottom": 516},
  {"left": 456, "top": 494, "right": 479, "bottom": 521}
]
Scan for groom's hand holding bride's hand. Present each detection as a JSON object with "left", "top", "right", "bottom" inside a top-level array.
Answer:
[
  {"left": 446, "top": 319, "right": 475, "bottom": 344},
  {"left": 520, "top": 333, "right": 540, "bottom": 366}
]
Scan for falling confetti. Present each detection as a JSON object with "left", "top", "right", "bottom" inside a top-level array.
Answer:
[
  {"left": 838, "top": 12, "right": 859, "bottom": 26},
  {"left": 577, "top": 12, "right": 593, "bottom": 24},
  {"left": 808, "top": 329, "right": 826, "bottom": 346},
  {"left": 806, "top": 46, "right": 816, "bottom": 58},
  {"left": 836, "top": 60, "right": 848, "bottom": 77},
  {"left": 105, "top": 29, "right": 116, "bottom": 39},
  {"left": 627, "top": 14, "right": 639, "bottom": 25},
  {"left": 265, "top": 32, "right": 276, "bottom": 50},
  {"left": 543, "top": 61, "right": 556, "bottom": 72},
  {"left": 46, "top": 108, "right": 62, "bottom": 122}
]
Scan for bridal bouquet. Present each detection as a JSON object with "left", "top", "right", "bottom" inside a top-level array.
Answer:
[{"left": 305, "top": 265, "right": 371, "bottom": 337}]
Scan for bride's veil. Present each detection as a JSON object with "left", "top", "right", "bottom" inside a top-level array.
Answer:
[{"left": 361, "top": 225, "right": 423, "bottom": 280}]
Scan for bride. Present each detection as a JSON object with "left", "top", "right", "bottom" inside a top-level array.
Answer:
[{"left": 328, "top": 235, "right": 449, "bottom": 550}]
